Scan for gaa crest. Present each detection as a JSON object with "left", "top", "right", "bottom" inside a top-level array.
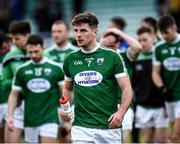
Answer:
[{"left": 97, "top": 58, "right": 104, "bottom": 65}]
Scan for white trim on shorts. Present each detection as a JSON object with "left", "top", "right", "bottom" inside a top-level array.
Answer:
[
  {"left": 25, "top": 123, "right": 59, "bottom": 143},
  {"left": 135, "top": 105, "right": 168, "bottom": 128},
  {"left": 0, "top": 103, "right": 7, "bottom": 127},
  {"left": 71, "top": 126, "right": 122, "bottom": 143}
]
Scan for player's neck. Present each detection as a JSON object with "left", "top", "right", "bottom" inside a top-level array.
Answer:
[
  {"left": 81, "top": 41, "right": 99, "bottom": 54},
  {"left": 84, "top": 40, "right": 98, "bottom": 51},
  {"left": 57, "top": 40, "right": 68, "bottom": 48}
]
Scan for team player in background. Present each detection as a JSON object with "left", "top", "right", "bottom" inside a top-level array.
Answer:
[
  {"left": 152, "top": 15, "right": 180, "bottom": 143},
  {"left": 2, "top": 21, "right": 31, "bottom": 143},
  {"left": 0, "top": 33, "right": 11, "bottom": 143},
  {"left": 7, "top": 34, "right": 64, "bottom": 143},
  {"left": 134, "top": 27, "right": 168, "bottom": 143},
  {"left": 45, "top": 20, "right": 77, "bottom": 143},
  {"left": 45, "top": 20, "right": 77, "bottom": 66},
  {"left": 99, "top": 27, "right": 142, "bottom": 143},
  {"left": 60, "top": 12, "right": 132, "bottom": 143}
]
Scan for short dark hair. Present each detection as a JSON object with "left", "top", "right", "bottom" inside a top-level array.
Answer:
[
  {"left": 158, "top": 15, "right": 176, "bottom": 32},
  {"left": 26, "top": 34, "right": 43, "bottom": 46},
  {"left": 72, "top": 12, "right": 99, "bottom": 29},
  {"left": 111, "top": 16, "right": 126, "bottom": 30},
  {"left": 52, "top": 20, "right": 70, "bottom": 31},
  {"left": 9, "top": 21, "right": 31, "bottom": 35},
  {"left": 137, "top": 27, "right": 152, "bottom": 35},
  {"left": 142, "top": 17, "right": 158, "bottom": 33},
  {"left": 104, "top": 32, "right": 120, "bottom": 43}
]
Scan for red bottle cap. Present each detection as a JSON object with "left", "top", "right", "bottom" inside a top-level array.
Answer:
[{"left": 59, "top": 96, "right": 68, "bottom": 104}]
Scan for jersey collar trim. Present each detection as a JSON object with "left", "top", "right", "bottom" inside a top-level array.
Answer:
[
  {"left": 31, "top": 57, "right": 47, "bottom": 64},
  {"left": 81, "top": 43, "right": 100, "bottom": 54},
  {"left": 54, "top": 42, "right": 72, "bottom": 51},
  {"left": 171, "top": 34, "right": 180, "bottom": 44}
]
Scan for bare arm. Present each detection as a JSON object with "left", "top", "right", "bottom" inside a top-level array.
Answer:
[
  {"left": 7, "top": 90, "right": 20, "bottom": 130},
  {"left": 109, "top": 76, "right": 132, "bottom": 128},
  {"left": 62, "top": 80, "right": 73, "bottom": 104},
  {"left": 152, "top": 65, "right": 164, "bottom": 87}
]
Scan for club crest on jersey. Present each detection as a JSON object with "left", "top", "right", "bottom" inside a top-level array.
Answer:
[
  {"left": 44, "top": 68, "right": 51, "bottom": 75},
  {"left": 97, "top": 58, "right": 104, "bottom": 65}
]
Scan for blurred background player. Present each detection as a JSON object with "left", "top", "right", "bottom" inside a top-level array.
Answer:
[
  {"left": 7, "top": 34, "right": 64, "bottom": 143},
  {"left": 109, "top": 16, "right": 129, "bottom": 52},
  {"left": 44, "top": 20, "right": 77, "bottom": 143},
  {"left": 0, "top": 32, "right": 11, "bottom": 143},
  {"left": 152, "top": 15, "right": 180, "bottom": 143},
  {"left": 99, "top": 27, "right": 141, "bottom": 143},
  {"left": 2, "top": 21, "right": 31, "bottom": 143},
  {"left": 140, "top": 16, "right": 161, "bottom": 42},
  {"left": 133, "top": 27, "right": 168, "bottom": 143},
  {"left": 45, "top": 20, "right": 77, "bottom": 67}
]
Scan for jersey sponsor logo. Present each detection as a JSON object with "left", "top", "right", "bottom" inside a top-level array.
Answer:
[
  {"left": 74, "top": 61, "right": 83, "bottom": 65},
  {"left": 97, "top": 58, "right": 104, "bottom": 65},
  {"left": 163, "top": 57, "right": 180, "bottom": 71},
  {"left": 27, "top": 78, "right": 51, "bottom": 93},
  {"left": 74, "top": 70, "right": 103, "bottom": 87}
]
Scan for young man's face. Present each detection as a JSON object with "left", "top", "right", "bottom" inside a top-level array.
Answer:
[
  {"left": 27, "top": 44, "right": 43, "bottom": 63},
  {"left": 73, "top": 23, "right": 97, "bottom": 48},
  {"left": 160, "top": 26, "right": 177, "bottom": 43},
  {"left": 51, "top": 23, "right": 69, "bottom": 45},
  {"left": 12, "top": 34, "right": 28, "bottom": 50},
  {"left": 138, "top": 32, "right": 154, "bottom": 52}
]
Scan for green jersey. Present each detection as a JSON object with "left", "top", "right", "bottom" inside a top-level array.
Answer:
[
  {"left": 117, "top": 51, "right": 133, "bottom": 103},
  {"left": 153, "top": 36, "right": 180, "bottom": 101},
  {"left": 44, "top": 42, "right": 77, "bottom": 67},
  {"left": 63, "top": 44, "right": 127, "bottom": 129},
  {"left": 12, "top": 58, "right": 64, "bottom": 127},
  {"left": 1, "top": 48, "right": 29, "bottom": 103},
  {"left": 0, "top": 55, "right": 4, "bottom": 103}
]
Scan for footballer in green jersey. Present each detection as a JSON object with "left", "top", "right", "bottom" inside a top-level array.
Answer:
[
  {"left": 7, "top": 34, "right": 64, "bottom": 143},
  {"left": 3, "top": 21, "right": 31, "bottom": 143},
  {"left": 60, "top": 12, "right": 133, "bottom": 143},
  {"left": 152, "top": 15, "right": 180, "bottom": 143},
  {"left": 44, "top": 20, "right": 77, "bottom": 67}
]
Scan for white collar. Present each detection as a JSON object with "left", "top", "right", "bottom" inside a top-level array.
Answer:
[
  {"left": 54, "top": 42, "right": 72, "bottom": 51},
  {"left": 81, "top": 43, "right": 100, "bottom": 54},
  {"left": 171, "top": 34, "right": 180, "bottom": 44},
  {"left": 31, "top": 57, "right": 47, "bottom": 64}
]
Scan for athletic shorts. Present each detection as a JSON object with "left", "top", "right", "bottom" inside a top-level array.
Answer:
[
  {"left": 135, "top": 105, "right": 168, "bottom": 128},
  {"left": 25, "top": 123, "right": 58, "bottom": 143},
  {"left": 165, "top": 100, "right": 180, "bottom": 121},
  {"left": 12, "top": 100, "right": 24, "bottom": 129},
  {"left": 165, "top": 101, "right": 175, "bottom": 122},
  {"left": 71, "top": 126, "right": 122, "bottom": 144},
  {"left": 0, "top": 103, "right": 7, "bottom": 127}
]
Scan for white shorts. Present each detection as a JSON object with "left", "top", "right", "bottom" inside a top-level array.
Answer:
[
  {"left": 135, "top": 105, "right": 168, "bottom": 128},
  {"left": 71, "top": 126, "right": 122, "bottom": 143},
  {"left": 122, "top": 107, "right": 134, "bottom": 130},
  {"left": 25, "top": 123, "right": 59, "bottom": 143},
  {"left": 165, "top": 100, "right": 180, "bottom": 121},
  {"left": 12, "top": 100, "right": 24, "bottom": 129},
  {"left": 0, "top": 103, "right": 7, "bottom": 127},
  {"left": 165, "top": 102, "right": 175, "bottom": 122}
]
